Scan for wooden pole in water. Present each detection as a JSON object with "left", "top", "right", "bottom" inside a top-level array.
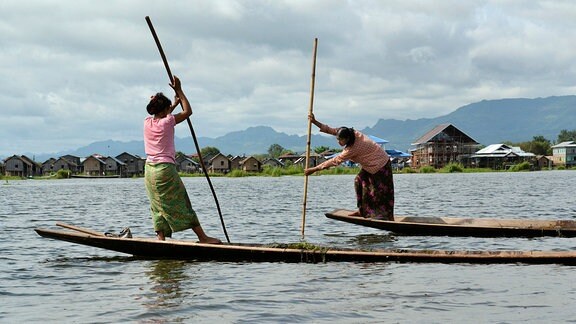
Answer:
[
  {"left": 301, "top": 38, "right": 318, "bottom": 238},
  {"left": 145, "top": 16, "right": 230, "bottom": 243}
]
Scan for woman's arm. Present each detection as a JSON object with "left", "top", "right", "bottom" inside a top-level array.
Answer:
[
  {"left": 309, "top": 113, "right": 322, "bottom": 128},
  {"left": 170, "top": 76, "right": 192, "bottom": 125}
]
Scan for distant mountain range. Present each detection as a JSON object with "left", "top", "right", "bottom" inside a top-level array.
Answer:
[{"left": 26, "top": 95, "right": 576, "bottom": 161}]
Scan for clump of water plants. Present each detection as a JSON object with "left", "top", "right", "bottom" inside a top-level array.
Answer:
[
  {"left": 54, "top": 169, "right": 71, "bottom": 179},
  {"left": 508, "top": 161, "right": 532, "bottom": 172},
  {"left": 442, "top": 163, "right": 464, "bottom": 173},
  {"left": 419, "top": 166, "right": 436, "bottom": 173},
  {"left": 268, "top": 242, "right": 327, "bottom": 251}
]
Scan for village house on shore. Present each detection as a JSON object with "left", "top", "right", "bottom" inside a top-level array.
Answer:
[{"left": 2, "top": 124, "right": 571, "bottom": 178}]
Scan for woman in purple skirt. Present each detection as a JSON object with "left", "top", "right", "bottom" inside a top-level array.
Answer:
[{"left": 304, "top": 114, "right": 394, "bottom": 220}]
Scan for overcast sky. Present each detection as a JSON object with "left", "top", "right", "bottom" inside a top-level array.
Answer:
[{"left": 2, "top": 0, "right": 576, "bottom": 158}]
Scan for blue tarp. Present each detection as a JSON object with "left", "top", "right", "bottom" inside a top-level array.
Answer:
[
  {"left": 325, "top": 149, "right": 410, "bottom": 159},
  {"left": 386, "top": 149, "right": 411, "bottom": 158},
  {"left": 368, "top": 135, "right": 389, "bottom": 144}
]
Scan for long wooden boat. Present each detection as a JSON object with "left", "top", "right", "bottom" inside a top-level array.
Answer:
[
  {"left": 34, "top": 223, "right": 576, "bottom": 265},
  {"left": 325, "top": 209, "right": 576, "bottom": 238}
]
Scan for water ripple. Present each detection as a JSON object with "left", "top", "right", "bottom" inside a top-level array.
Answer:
[{"left": 2, "top": 171, "right": 576, "bottom": 322}]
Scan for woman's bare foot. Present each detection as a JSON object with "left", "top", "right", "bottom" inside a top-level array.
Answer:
[
  {"left": 349, "top": 210, "right": 361, "bottom": 217},
  {"left": 199, "top": 236, "right": 222, "bottom": 244},
  {"left": 156, "top": 231, "right": 166, "bottom": 241},
  {"left": 192, "top": 225, "right": 222, "bottom": 244}
]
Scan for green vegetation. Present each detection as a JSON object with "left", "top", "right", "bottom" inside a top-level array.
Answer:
[
  {"left": 0, "top": 175, "right": 24, "bottom": 181},
  {"left": 267, "top": 144, "right": 287, "bottom": 159},
  {"left": 442, "top": 163, "right": 464, "bottom": 173},
  {"left": 261, "top": 165, "right": 304, "bottom": 176},
  {"left": 507, "top": 161, "right": 532, "bottom": 172},
  {"left": 419, "top": 166, "right": 436, "bottom": 173},
  {"left": 505, "top": 135, "right": 552, "bottom": 156},
  {"left": 398, "top": 167, "right": 417, "bottom": 174},
  {"left": 557, "top": 129, "right": 576, "bottom": 143},
  {"left": 54, "top": 169, "right": 71, "bottom": 179},
  {"left": 226, "top": 169, "right": 258, "bottom": 177},
  {"left": 267, "top": 241, "right": 328, "bottom": 251}
]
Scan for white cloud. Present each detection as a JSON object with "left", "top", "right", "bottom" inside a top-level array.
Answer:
[{"left": 1, "top": 0, "right": 576, "bottom": 158}]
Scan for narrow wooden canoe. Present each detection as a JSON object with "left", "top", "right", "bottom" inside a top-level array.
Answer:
[
  {"left": 325, "top": 209, "right": 576, "bottom": 237},
  {"left": 35, "top": 223, "right": 576, "bottom": 265}
]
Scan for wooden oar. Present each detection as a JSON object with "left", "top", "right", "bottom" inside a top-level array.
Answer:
[
  {"left": 56, "top": 222, "right": 105, "bottom": 237},
  {"left": 145, "top": 16, "right": 230, "bottom": 243},
  {"left": 301, "top": 38, "right": 318, "bottom": 238}
]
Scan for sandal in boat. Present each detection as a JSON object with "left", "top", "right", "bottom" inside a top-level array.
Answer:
[{"left": 105, "top": 227, "right": 132, "bottom": 238}]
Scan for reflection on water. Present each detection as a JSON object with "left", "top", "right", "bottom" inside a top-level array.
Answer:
[
  {"left": 144, "top": 260, "right": 190, "bottom": 310},
  {"left": 346, "top": 233, "right": 397, "bottom": 248}
]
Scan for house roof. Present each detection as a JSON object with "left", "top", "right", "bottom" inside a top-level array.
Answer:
[
  {"left": 116, "top": 152, "right": 143, "bottom": 159},
  {"left": 279, "top": 153, "right": 299, "bottom": 158},
  {"left": 55, "top": 156, "right": 79, "bottom": 167},
  {"left": 5, "top": 155, "right": 37, "bottom": 166},
  {"left": 178, "top": 156, "right": 199, "bottom": 165},
  {"left": 472, "top": 144, "right": 535, "bottom": 158},
  {"left": 106, "top": 156, "right": 126, "bottom": 165},
  {"left": 240, "top": 156, "right": 261, "bottom": 164},
  {"left": 552, "top": 141, "right": 576, "bottom": 148},
  {"left": 263, "top": 158, "right": 284, "bottom": 166},
  {"left": 84, "top": 155, "right": 107, "bottom": 164},
  {"left": 42, "top": 158, "right": 57, "bottom": 165},
  {"left": 299, "top": 152, "right": 321, "bottom": 157},
  {"left": 209, "top": 153, "right": 230, "bottom": 162},
  {"left": 412, "top": 124, "right": 479, "bottom": 145},
  {"left": 386, "top": 149, "right": 411, "bottom": 158}
]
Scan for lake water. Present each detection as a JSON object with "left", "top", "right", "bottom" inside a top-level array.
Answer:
[{"left": 2, "top": 171, "right": 576, "bottom": 323}]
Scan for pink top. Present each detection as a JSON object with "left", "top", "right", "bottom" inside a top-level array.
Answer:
[
  {"left": 317, "top": 124, "right": 390, "bottom": 174},
  {"left": 143, "top": 114, "right": 176, "bottom": 164}
]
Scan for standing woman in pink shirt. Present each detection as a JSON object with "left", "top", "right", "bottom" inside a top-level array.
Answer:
[
  {"left": 305, "top": 114, "right": 394, "bottom": 220},
  {"left": 143, "top": 76, "right": 221, "bottom": 243}
]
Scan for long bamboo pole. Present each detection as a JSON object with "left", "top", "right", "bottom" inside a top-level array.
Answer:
[
  {"left": 145, "top": 16, "right": 230, "bottom": 243},
  {"left": 301, "top": 38, "right": 318, "bottom": 238}
]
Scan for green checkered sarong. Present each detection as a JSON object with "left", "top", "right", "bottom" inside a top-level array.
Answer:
[{"left": 144, "top": 163, "right": 200, "bottom": 237}]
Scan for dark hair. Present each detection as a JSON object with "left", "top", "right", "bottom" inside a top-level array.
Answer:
[
  {"left": 337, "top": 127, "right": 355, "bottom": 146},
  {"left": 146, "top": 92, "right": 171, "bottom": 115}
]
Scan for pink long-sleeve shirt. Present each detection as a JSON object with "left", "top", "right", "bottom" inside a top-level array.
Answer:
[
  {"left": 143, "top": 114, "right": 176, "bottom": 164},
  {"left": 316, "top": 124, "right": 390, "bottom": 174}
]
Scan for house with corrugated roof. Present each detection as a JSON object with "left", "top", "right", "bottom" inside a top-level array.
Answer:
[
  {"left": 41, "top": 158, "right": 57, "bottom": 175},
  {"left": 262, "top": 158, "right": 284, "bottom": 168},
  {"left": 116, "top": 152, "right": 145, "bottom": 177},
  {"left": 229, "top": 155, "right": 244, "bottom": 170},
  {"left": 240, "top": 156, "right": 262, "bottom": 172},
  {"left": 4, "top": 155, "right": 41, "bottom": 177},
  {"left": 209, "top": 153, "right": 231, "bottom": 173},
  {"left": 176, "top": 155, "right": 200, "bottom": 173},
  {"left": 104, "top": 156, "right": 126, "bottom": 176},
  {"left": 52, "top": 156, "right": 81, "bottom": 174},
  {"left": 552, "top": 141, "right": 576, "bottom": 167},
  {"left": 82, "top": 154, "right": 107, "bottom": 176},
  {"left": 278, "top": 153, "right": 301, "bottom": 165},
  {"left": 535, "top": 155, "right": 553, "bottom": 170},
  {"left": 294, "top": 152, "right": 323, "bottom": 168},
  {"left": 410, "top": 124, "right": 480, "bottom": 169},
  {"left": 60, "top": 155, "right": 82, "bottom": 166},
  {"left": 470, "top": 144, "right": 535, "bottom": 170}
]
